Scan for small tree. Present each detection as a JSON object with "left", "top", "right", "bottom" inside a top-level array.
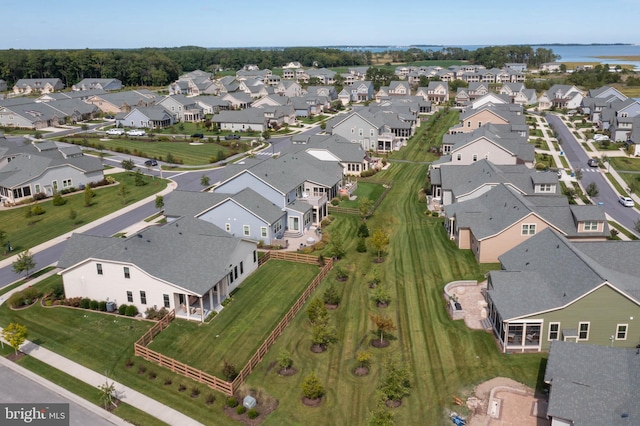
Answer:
[
  {"left": 357, "top": 223, "right": 370, "bottom": 238},
  {"left": 307, "top": 297, "right": 328, "bottom": 325},
  {"left": 12, "top": 250, "right": 36, "bottom": 278},
  {"left": 357, "top": 237, "right": 367, "bottom": 253},
  {"left": 355, "top": 350, "right": 373, "bottom": 370},
  {"left": 311, "top": 322, "right": 338, "bottom": 350},
  {"left": 586, "top": 182, "right": 599, "bottom": 197},
  {"left": 379, "top": 356, "right": 411, "bottom": 403},
  {"left": 155, "top": 195, "right": 164, "bottom": 211},
  {"left": 358, "top": 197, "right": 373, "bottom": 218},
  {"left": 133, "top": 169, "right": 145, "bottom": 186},
  {"left": 277, "top": 349, "right": 293, "bottom": 373},
  {"left": 367, "top": 393, "right": 394, "bottom": 426},
  {"left": 165, "top": 152, "right": 176, "bottom": 165},
  {"left": 119, "top": 183, "right": 127, "bottom": 205},
  {"left": 301, "top": 372, "right": 325, "bottom": 400},
  {"left": 327, "top": 231, "right": 346, "bottom": 259},
  {"left": 52, "top": 192, "right": 66, "bottom": 206},
  {"left": 83, "top": 185, "right": 94, "bottom": 207},
  {"left": 97, "top": 379, "right": 117, "bottom": 410},
  {"left": 121, "top": 158, "right": 135, "bottom": 173},
  {"left": 2, "top": 322, "right": 28, "bottom": 355},
  {"left": 370, "top": 229, "right": 390, "bottom": 261},
  {"left": 69, "top": 208, "right": 78, "bottom": 226},
  {"left": 574, "top": 169, "right": 583, "bottom": 180},
  {"left": 0, "top": 229, "right": 7, "bottom": 254},
  {"left": 370, "top": 313, "right": 396, "bottom": 345},
  {"left": 323, "top": 285, "right": 341, "bottom": 306},
  {"left": 201, "top": 174, "right": 210, "bottom": 188},
  {"left": 373, "top": 286, "right": 392, "bottom": 307}
]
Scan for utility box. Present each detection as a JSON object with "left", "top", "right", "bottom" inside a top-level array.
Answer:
[{"left": 243, "top": 395, "right": 256, "bottom": 410}]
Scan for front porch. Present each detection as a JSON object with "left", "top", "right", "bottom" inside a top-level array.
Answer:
[{"left": 174, "top": 280, "right": 229, "bottom": 322}]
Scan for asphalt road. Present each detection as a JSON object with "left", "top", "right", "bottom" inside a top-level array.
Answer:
[{"left": 547, "top": 114, "right": 640, "bottom": 235}]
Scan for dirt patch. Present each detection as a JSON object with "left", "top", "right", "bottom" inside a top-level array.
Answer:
[
  {"left": 385, "top": 399, "right": 402, "bottom": 408},
  {"left": 325, "top": 303, "right": 339, "bottom": 310},
  {"left": 310, "top": 344, "right": 326, "bottom": 353},
  {"left": 224, "top": 389, "right": 279, "bottom": 425},
  {"left": 376, "top": 302, "right": 389, "bottom": 308},
  {"left": 373, "top": 258, "right": 386, "bottom": 264},
  {"left": 278, "top": 368, "right": 297, "bottom": 377},
  {"left": 353, "top": 367, "right": 370, "bottom": 377}
]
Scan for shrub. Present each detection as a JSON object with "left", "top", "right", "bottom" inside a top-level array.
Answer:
[
  {"left": 148, "top": 371, "right": 157, "bottom": 380},
  {"left": 98, "top": 301, "right": 107, "bottom": 312},
  {"left": 226, "top": 397, "right": 238, "bottom": 408},
  {"left": 138, "top": 365, "right": 146, "bottom": 374},
  {"left": 357, "top": 223, "right": 370, "bottom": 238},
  {"left": 52, "top": 193, "right": 67, "bottom": 206},
  {"left": 118, "top": 304, "right": 127, "bottom": 315},
  {"left": 79, "top": 298, "right": 91, "bottom": 309},
  {"left": 247, "top": 408, "right": 259, "bottom": 419},
  {"left": 323, "top": 285, "right": 341, "bottom": 305},
  {"left": 356, "top": 237, "right": 367, "bottom": 252},
  {"left": 31, "top": 205, "right": 45, "bottom": 215},
  {"left": 335, "top": 265, "right": 349, "bottom": 280},
  {"left": 163, "top": 378, "right": 172, "bottom": 386},
  {"left": 331, "top": 197, "right": 340, "bottom": 206},
  {"left": 191, "top": 387, "right": 200, "bottom": 398},
  {"left": 23, "top": 287, "right": 40, "bottom": 302},
  {"left": 89, "top": 300, "right": 99, "bottom": 310},
  {"left": 205, "top": 393, "right": 215, "bottom": 405},
  {"left": 301, "top": 372, "right": 325, "bottom": 399},
  {"left": 145, "top": 306, "right": 169, "bottom": 320},
  {"left": 125, "top": 305, "right": 138, "bottom": 317},
  {"left": 7, "top": 292, "right": 26, "bottom": 308},
  {"left": 66, "top": 297, "right": 82, "bottom": 307},
  {"left": 236, "top": 405, "right": 246, "bottom": 415},
  {"left": 51, "top": 282, "right": 65, "bottom": 299},
  {"left": 222, "top": 360, "right": 238, "bottom": 381}
]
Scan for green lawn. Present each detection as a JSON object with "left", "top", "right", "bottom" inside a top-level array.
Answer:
[
  {"left": 148, "top": 260, "right": 320, "bottom": 376},
  {"left": 60, "top": 137, "right": 243, "bottom": 166},
  {"left": 610, "top": 156, "right": 640, "bottom": 172},
  {"left": 0, "top": 172, "right": 167, "bottom": 255},
  {"left": 338, "top": 182, "right": 386, "bottom": 208},
  {"left": 391, "top": 109, "right": 459, "bottom": 162}
]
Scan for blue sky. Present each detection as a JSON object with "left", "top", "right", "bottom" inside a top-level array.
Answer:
[{"left": 3, "top": 0, "right": 640, "bottom": 49}]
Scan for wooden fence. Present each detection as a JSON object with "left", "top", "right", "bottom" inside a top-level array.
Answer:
[{"left": 133, "top": 254, "right": 333, "bottom": 396}]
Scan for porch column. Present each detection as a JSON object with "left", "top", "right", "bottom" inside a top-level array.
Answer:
[
  {"left": 208, "top": 288, "right": 214, "bottom": 310},
  {"left": 199, "top": 297, "right": 204, "bottom": 323}
]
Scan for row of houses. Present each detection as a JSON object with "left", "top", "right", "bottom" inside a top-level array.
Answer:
[
  {"left": 6, "top": 78, "right": 123, "bottom": 95},
  {"left": 57, "top": 132, "right": 370, "bottom": 321},
  {"left": 395, "top": 64, "right": 527, "bottom": 85}
]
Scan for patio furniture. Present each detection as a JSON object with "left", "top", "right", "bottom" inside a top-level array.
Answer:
[{"left": 526, "top": 333, "right": 538, "bottom": 343}]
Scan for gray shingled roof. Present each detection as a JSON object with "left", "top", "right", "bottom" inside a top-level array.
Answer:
[
  {"left": 229, "top": 187, "right": 286, "bottom": 223},
  {"left": 488, "top": 229, "right": 640, "bottom": 319},
  {"left": 163, "top": 190, "right": 228, "bottom": 218},
  {"left": 544, "top": 341, "right": 640, "bottom": 425},
  {"left": 58, "top": 217, "right": 249, "bottom": 295}
]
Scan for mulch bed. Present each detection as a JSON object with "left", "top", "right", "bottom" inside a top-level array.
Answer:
[
  {"left": 376, "top": 302, "right": 389, "bottom": 308},
  {"left": 223, "top": 392, "right": 279, "bottom": 425},
  {"left": 353, "top": 366, "right": 370, "bottom": 376},
  {"left": 371, "top": 339, "right": 390, "bottom": 348},
  {"left": 336, "top": 277, "right": 348, "bottom": 282},
  {"left": 373, "top": 258, "right": 386, "bottom": 264},
  {"left": 278, "top": 367, "right": 297, "bottom": 377},
  {"left": 325, "top": 303, "right": 339, "bottom": 310},
  {"left": 310, "top": 344, "right": 326, "bottom": 353},
  {"left": 385, "top": 399, "right": 402, "bottom": 408},
  {"left": 301, "top": 396, "right": 323, "bottom": 407},
  {"left": 6, "top": 351, "right": 26, "bottom": 362}
]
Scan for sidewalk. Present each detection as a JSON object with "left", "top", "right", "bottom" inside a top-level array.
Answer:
[{"left": 0, "top": 272, "right": 204, "bottom": 426}]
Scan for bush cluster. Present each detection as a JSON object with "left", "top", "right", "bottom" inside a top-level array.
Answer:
[
  {"left": 360, "top": 168, "right": 379, "bottom": 178},
  {"left": 117, "top": 304, "right": 139, "bottom": 317},
  {"left": 7, "top": 287, "right": 41, "bottom": 308},
  {"left": 144, "top": 305, "right": 169, "bottom": 320}
]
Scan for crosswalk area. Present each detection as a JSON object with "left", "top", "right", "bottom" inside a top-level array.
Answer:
[
  {"left": 579, "top": 168, "right": 601, "bottom": 173},
  {"left": 255, "top": 151, "right": 280, "bottom": 157}
]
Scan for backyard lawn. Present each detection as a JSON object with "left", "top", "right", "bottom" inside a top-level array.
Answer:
[
  {"left": 337, "top": 181, "right": 386, "bottom": 208},
  {"left": 148, "top": 260, "right": 320, "bottom": 376},
  {"left": 0, "top": 172, "right": 167, "bottom": 256}
]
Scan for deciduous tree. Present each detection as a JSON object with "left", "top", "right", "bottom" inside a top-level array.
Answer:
[
  {"left": 12, "top": 250, "right": 35, "bottom": 278},
  {"left": 2, "top": 322, "right": 28, "bottom": 355}
]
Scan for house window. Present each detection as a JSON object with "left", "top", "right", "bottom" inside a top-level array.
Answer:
[
  {"left": 35, "top": 184, "right": 41, "bottom": 194},
  {"left": 351, "top": 128, "right": 355, "bottom": 134},
  {"left": 22, "top": 186, "right": 31, "bottom": 197},
  {"left": 243, "top": 225, "right": 250, "bottom": 236},
  {"left": 261, "top": 227, "right": 267, "bottom": 238},
  {"left": 240, "top": 261, "right": 244, "bottom": 274},
  {"left": 234, "top": 266, "right": 238, "bottom": 279},
  {"left": 273, "top": 221, "right": 282, "bottom": 234},
  {"left": 140, "top": 291, "right": 147, "bottom": 305},
  {"left": 578, "top": 322, "right": 590, "bottom": 340},
  {"left": 62, "top": 179, "right": 72, "bottom": 188},
  {"left": 538, "top": 184, "right": 552, "bottom": 192},
  {"left": 163, "top": 294, "right": 170, "bottom": 308},
  {"left": 96, "top": 263, "right": 103, "bottom": 275},
  {"left": 229, "top": 271, "right": 234, "bottom": 284},
  {"left": 127, "top": 291, "right": 133, "bottom": 303},
  {"left": 123, "top": 267, "right": 130, "bottom": 279},
  {"left": 548, "top": 322, "right": 560, "bottom": 341},
  {"left": 456, "top": 154, "right": 461, "bottom": 161},
  {"left": 359, "top": 129, "right": 363, "bottom": 136},
  {"left": 521, "top": 224, "right": 536, "bottom": 235},
  {"left": 472, "top": 154, "right": 478, "bottom": 162},
  {"left": 616, "top": 324, "right": 628, "bottom": 340},
  {"left": 225, "top": 223, "right": 231, "bottom": 232},
  {"left": 253, "top": 250, "right": 257, "bottom": 262},
  {"left": 370, "top": 129, "right": 374, "bottom": 137},
  {"left": 583, "top": 221, "right": 599, "bottom": 231},
  {"left": 467, "top": 121, "right": 471, "bottom": 127},
  {"left": 52, "top": 180, "right": 58, "bottom": 192},
  {"left": 478, "top": 121, "right": 482, "bottom": 127}
]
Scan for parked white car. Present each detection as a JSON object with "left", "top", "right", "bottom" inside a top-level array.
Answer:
[
  {"left": 593, "top": 134, "right": 609, "bottom": 141},
  {"left": 619, "top": 196, "right": 634, "bottom": 207},
  {"left": 126, "top": 129, "right": 146, "bottom": 136},
  {"left": 106, "top": 128, "right": 124, "bottom": 135}
]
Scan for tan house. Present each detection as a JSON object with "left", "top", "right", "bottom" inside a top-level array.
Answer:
[
  {"left": 449, "top": 104, "right": 526, "bottom": 134},
  {"left": 444, "top": 184, "right": 608, "bottom": 263}
]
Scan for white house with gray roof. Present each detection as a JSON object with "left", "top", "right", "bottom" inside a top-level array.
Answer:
[
  {"left": 58, "top": 217, "right": 259, "bottom": 322},
  {"left": 0, "top": 134, "right": 104, "bottom": 204},
  {"left": 115, "top": 106, "right": 175, "bottom": 129},
  {"left": 485, "top": 229, "right": 640, "bottom": 353},
  {"left": 13, "top": 78, "right": 64, "bottom": 95},
  {"left": 544, "top": 341, "right": 640, "bottom": 425},
  {"left": 72, "top": 78, "right": 122, "bottom": 92}
]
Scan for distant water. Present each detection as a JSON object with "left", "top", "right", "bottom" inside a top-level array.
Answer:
[{"left": 332, "top": 44, "right": 640, "bottom": 69}]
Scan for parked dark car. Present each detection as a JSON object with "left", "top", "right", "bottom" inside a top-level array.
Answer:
[
  {"left": 144, "top": 159, "right": 158, "bottom": 167},
  {"left": 225, "top": 134, "right": 241, "bottom": 140},
  {"left": 191, "top": 133, "right": 204, "bottom": 139},
  {"left": 587, "top": 158, "right": 598, "bottom": 167}
]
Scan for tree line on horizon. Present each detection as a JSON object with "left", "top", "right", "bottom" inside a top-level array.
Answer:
[{"left": 0, "top": 45, "right": 559, "bottom": 88}]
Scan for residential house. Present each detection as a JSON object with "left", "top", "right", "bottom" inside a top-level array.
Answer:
[
  {"left": 238, "top": 78, "right": 271, "bottom": 99},
  {"left": 116, "top": 106, "right": 175, "bottom": 129},
  {"left": 605, "top": 99, "right": 640, "bottom": 141},
  {"left": 449, "top": 104, "right": 528, "bottom": 137},
  {"left": 0, "top": 101, "right": 66, "bottom": 129},
  {"left": 305, "top": 68, "right": 336, "bottom": 85},
  {"left": 504, "top": 63, "right": 527, "bottom": 73},
  {"left": 274, "top": 80, "right": 302, "bottom": 98},
  {"left": 261, "top": 105, "right": 297, "bottom": 128},
  {"left": 57, "top": 216, "right": 259, "bottom": 322},
  {"left": 298, "top": 134, "right": 371, "bottom": 177},
  {"left": 85, "top": 90, "right": 158, "bottom": 114},
  {"left": 544, "top": 341, "right": 639, "bottom": 425},
  {"left": 168, "top": 70, "right": 215, "bottom": 96},
  {"left": 36, "top": 89, "right": 106, "bottom": 103},
  {"left": 454, "top": 82, "right": 491, "bottom": 106},
  {"left": 581, "top": 85, "right": 627, "bottom": 123},
  {"left": 305, "top": 86, "right": 337, "bottom": 101},
  {"left": 251, "top": 94, "right": 290, "bottom": 108},
  {"left": 415, "top": 81, "right": 449, "bottom": 104},
  {"left": 236, "top": 69, "right": 272, "bottom": 81},
  {"left": 221, "top": 92, "right": 254, "bottom": 110},
  {"left": 540, "top": 62, "right": 563, "bottom": 73},
  {"left": 429, "top": 159, "right": 560, "bottom": 206},
  {"left": 193, "top": 96, "right": 230, "bottom": 115},
  {"left": 210, "top": 108, "right": 268, "bottom": 132},
  {"left": 435, "top": 123, "right": 533, "bottom": 168},
  {"left": 485, "top": 228, "right": 640, "bottom": 353},
  {"left": 72, "top": 78, "right": 122, "bottom": 92},
  {"left": 13, "top": 78, "right": 64, "bottom": 95},
  {"left": 625, "top": 117, "right": 640, "bottom": 156},
  {"left": 156, "top": 95, "right": 202, "bottom": 122},
  {"left": 338, "top": 81, "right": 374, "bottom": 105},
  {"left": 164, "top": 189, "right": 287, "bottom": 246},
  {"left": 499, "top": 83, "right": 537, "bottom": 105},
  {"left": 444, "top": 184, "right": 608, "bottom": 262},
  {"left": 283, "top": 61, "right": 302, "bottom": 69},
  {"left": 539, "top": 85, "right": 585, "bottom": 111},
  {"left": 0, "top": 135, "right": 104, "bottom": 204}
]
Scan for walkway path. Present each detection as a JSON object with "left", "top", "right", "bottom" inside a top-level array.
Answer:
[{"left": 0, "top": 271, "right": 204, "bottom": 426}]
